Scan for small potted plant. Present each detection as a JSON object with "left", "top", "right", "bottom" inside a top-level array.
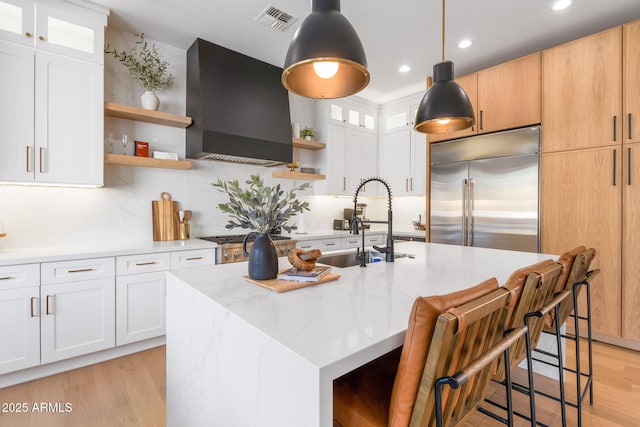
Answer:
[
  {"left": 300, "top": 126, "right": 315, "bottom": 141},
  {"left": 213, "top": 175, "right": 311, "bottom": 280},
  {"left": 104, "top": 33, "right": 174, "bottom": 111}
]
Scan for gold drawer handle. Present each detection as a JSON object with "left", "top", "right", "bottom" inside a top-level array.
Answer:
[
  {"left": 185, "top": 257, "right": 204, "bottom": 261},
  {"left": 135, "top": 261, "right": 157, "bottom": 266},
  {"left": 68, "top": 268, "right": 94, "bottom": 273},
  {"left": 0, "top": 276, "right": 13, "bottom": 280}
]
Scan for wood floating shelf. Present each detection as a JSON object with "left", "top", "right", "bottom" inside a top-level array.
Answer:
[
  {"left": 272, "top": 171, "right": 326, "bottom": 181},
  {"left": 292, "top": 138, "right": 326, "bottom": 150},
  {"left": 104, "top": 154, "right": 192, "bottom": 170},
  {"left": 104, "top": 102, "right": 192, "bottom": 128}
]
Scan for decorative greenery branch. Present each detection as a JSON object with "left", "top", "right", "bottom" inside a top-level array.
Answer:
[
  {"left": 104, "top": 33, "right": 174, "bottom": 91},
  {"left": 213, "top": 175, "right": 310, "bottom": 234}
]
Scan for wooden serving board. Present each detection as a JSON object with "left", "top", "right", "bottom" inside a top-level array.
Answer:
[
  {"left": 244, "top": 272, "right": 341, "bottom": 293},
  {"left": 152, "top": 192, "right": 179, "bottom": 241}
]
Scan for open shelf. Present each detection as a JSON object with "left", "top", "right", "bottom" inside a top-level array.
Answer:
[
  {"left": 292, "top": 138, "right": 326, "bottom": 150},
  {"left": 104, "top": 102, "right": 192, "bottom": 128},
  {"left": 272, "top": 171, "right": 325, "bottom": 181},
  {"left": 104, "top": 154, "right": 191, "bottom": 170}
]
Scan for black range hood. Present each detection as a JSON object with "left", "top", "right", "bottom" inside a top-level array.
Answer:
[{"left": 186, "top": 38, "right": 293, "bottom": 166}]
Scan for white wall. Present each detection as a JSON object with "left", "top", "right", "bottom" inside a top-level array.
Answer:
[{"left": 0, "top": 28, "right": 425, "bottom": 250}]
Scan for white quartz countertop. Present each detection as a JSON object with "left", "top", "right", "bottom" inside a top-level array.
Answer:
[
  {"left": 168, "top": 242, "right": 552, "bottom": 371},
  {"left": 0, "top": 239, "right": 217, "bottom": 266}
]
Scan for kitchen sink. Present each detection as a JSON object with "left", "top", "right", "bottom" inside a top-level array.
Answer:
[
  {"left": 317, "top": 250, "right": 376, "bottom": 268},
  {"left": 317, "top": 250, "right": 413, "bottom": 268}
]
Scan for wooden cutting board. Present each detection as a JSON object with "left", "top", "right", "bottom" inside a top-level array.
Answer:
[
  {"left": 152, "top": 192, "right": 179, "bottom": 241},
  {"left": 244, "top": 272, "right": 341, "bottom": 293}
]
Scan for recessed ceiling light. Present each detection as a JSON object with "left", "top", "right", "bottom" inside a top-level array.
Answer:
[
  {"left": 458, "top": 39, "right": 472, "bottom": 49},
  {"left": 399, "top": 65, "right": 411, "bottom": 73},
  {"left": 552, "top": 0, "right": 572, "bottom": 11}
]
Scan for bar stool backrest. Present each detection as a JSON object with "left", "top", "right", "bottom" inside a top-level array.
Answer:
[
  {"left": 551, "top": 248, "right": 596, "bottom": 329},
  {"left": 408, "top": 286, "right": 515, "bottom": 426}
]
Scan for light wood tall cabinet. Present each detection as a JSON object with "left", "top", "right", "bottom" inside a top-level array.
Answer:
[
  {"left": 622, "top": 143, "right": 640, "bottom": 340},
  {"left": 624, "top": 21, "right": 640, "bottom": 144},
  {"left": 541, "top": 27, "right": 622, "bottom": 152},
  {"left": 541, "top": 147, "right": 622, "bottom": 337}
]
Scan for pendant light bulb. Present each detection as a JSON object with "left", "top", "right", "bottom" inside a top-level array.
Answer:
[{"left": 313, "top": 61, "right": 340, "bottom": 79}]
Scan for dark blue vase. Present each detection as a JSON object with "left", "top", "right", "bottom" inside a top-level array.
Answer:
[{"left": 243, "top": 232, "right": 278, "bottom": 280}]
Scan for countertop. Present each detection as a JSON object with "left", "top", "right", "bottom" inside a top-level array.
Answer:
[
  {"left": 168, "top": 241, "right": 551, "bottom": 369},
  {"left": 0, "top": 239, "right": 217, "bottom": 266}
]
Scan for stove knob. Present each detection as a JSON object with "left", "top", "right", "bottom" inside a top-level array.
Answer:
[
  {"left": 224, "top": 253, "right": 231, "bottom": 260},
  {"left": 233, "top": 251, "right": 240, "bottom": 259}
]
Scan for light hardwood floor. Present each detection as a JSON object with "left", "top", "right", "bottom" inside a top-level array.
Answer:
[{"left": 0, "top": 339, "right": 638, "bottom": 426}]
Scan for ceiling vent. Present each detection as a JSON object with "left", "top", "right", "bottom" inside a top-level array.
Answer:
[{"left": 255, "top": 5, "right": 297, "bottom": 31}]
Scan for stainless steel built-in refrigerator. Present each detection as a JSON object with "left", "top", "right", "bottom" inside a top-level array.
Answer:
[{"left": 430, "top": 127, "right": 540, "bottom": 252}]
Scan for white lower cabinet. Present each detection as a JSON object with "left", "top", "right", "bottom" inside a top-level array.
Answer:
[
  {"left": 0, "top": 286, "right": 40, "bottom": 375},
  {"left": 40, "top": 277, "right": 115, "bottom": 364},
  {"left": 116, "top": 271, "right": 166, "bottom": 346}
]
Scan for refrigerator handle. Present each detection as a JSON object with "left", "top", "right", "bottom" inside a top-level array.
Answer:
[
  {"left": 469, "top": 178, "right": 475, "bottom": 246},
  {"left": 462, "top": 179, "right": 468, "bottom": 246}
]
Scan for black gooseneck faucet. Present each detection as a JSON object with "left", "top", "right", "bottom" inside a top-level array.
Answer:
[{"left": 350, "top": 177, "right": 394, "bottom": 265}]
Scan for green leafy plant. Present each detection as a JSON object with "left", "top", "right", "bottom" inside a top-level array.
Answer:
[
  {"left": 104, "top": 33, "right": 174, "bottom": 91},
  {"left": 300, "top": 126, "right": 315, "bottom": 138},
  {"left": 213, "top": 175, "right": 311, "bottom": 233}
]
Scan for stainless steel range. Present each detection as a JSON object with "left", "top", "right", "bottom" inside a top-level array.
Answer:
[{"left": 199, "top": 234, "right": 297, "bottom": 264}]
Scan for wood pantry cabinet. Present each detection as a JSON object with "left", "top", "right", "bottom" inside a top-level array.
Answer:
[
  {"left": 622, "top": 143, "right": 640, "bottom": 340},
  {"left": 541, "top": 147, "right": 622, "bottom": 338},
  {"left": 541, "top": 27, "right": 622, "bottom": 152},
  {"left": 624, "top": 20, "right": 640, "bottom": 144},
  {"left": 0, "top": 0, "right": 107, "bottom": 186}
]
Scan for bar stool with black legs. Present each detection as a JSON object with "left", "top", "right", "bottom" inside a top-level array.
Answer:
[{"left": 532, "top": 247, "right": 599, "bottom": 427}]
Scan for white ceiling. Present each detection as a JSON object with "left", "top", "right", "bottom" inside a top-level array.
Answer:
[{"left": 91, "top": 0, "right": 640, "bottom": 104}]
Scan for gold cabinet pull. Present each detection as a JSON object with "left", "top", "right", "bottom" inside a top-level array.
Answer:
[
  {"left": 68, "top": 268, "right": 94, "bottom": 273},
  {"left": 46, "top": 295, "right": 53, "bottom": 315},
  {"left": 135, "top": 261, "right": 157, "bottom": 266},
  {"left": 30, "top": 297, "right": 39, "bottom": 317},
  {"left": 185, "top": 257, "right": 203, "bottom": 261},
  {"left": 38, "top": 35, "right": 45, "bottom": 41},
  {"left": 0, "top": 276, "right": 13, "bottom": 280},
  {"left": 25, "top": 32, "right": 32, "bottom": 38}
]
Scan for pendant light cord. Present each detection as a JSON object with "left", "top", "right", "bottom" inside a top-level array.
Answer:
[{"left": 441, "top": 0, "right": 445, "bottom": 62}]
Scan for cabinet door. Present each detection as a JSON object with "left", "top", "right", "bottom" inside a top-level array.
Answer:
[
  {"left": 0, "top": 286, "right": 39, "bottom": 374},
  {"left": 0, "top": 0, "right": 34, "bottom": 46},
  {"left": 35, "top": 51, "right": 103, "bottom": 186},
  {"left": 542, "top": 27, "right": 622, "bottom": 152},
  {"left": 380, "top": 129, "right": 411, "bottom": 196},
  {"left": 622, "top": 143, "right": 640, "bottom": 340},
  {"left": 478, "top": 52, "right": 540, "bottom": 134},
  {"left": 40, "top": 277, "right": 115, "bottom": 363},
  {"left": 34, "top": 1, "right": 105, "bottom": 64},
  {"left": 541, "top": 147, "right": 622, "bottom": 337},
  {"left": 411, "top": 102, "right": 427, "bottom": 195},
  {"left": 0, "top": 39, "right": 34, "bottom": 183},
  {"left": 348, "top": 129, "right": 377, "bottom": 196},
  {"left": 624, "top": 21, "right": 640, "bottom": 144},
  {"left": 429, "top": 73, "right": 479, "bottom": 143},
  {"left": 116, "top": 271, "right": 166, "bottom": 345},
  {"left": 325, "top": 124, "right": 348, "bottom": 195}
]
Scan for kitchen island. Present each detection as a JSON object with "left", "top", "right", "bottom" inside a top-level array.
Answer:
[{"left": 166, "top": 242, "right": 551, "bottom": 427}]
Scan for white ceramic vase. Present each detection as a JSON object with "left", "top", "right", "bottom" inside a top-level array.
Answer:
[{"left": 141, "top": 91, "right": 160, "bottom": 111}]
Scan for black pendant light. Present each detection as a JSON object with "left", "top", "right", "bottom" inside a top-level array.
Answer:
[
  {"left": 414, "top": 0, "right": 475, "bottom": 134},
  {"left": 282, "top": 0, "right": 369, "bottom": 99}
]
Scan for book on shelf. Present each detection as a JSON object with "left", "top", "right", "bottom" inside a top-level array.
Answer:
[{"left": 277, "top": 266, "right": 332, "bottom": 282}]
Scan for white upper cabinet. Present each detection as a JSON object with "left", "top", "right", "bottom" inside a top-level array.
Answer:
[
  {"left": 0, "top": 0, "right": 107, "bottom": 186},
  {"left": 0, "top": 0, "right": 106, "bottom": 63}
]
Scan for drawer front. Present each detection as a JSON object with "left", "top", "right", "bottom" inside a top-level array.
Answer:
[
  {"left": 117, "top": 252, "right": 171, "bottom": 276},
  {"left": 341, "top": 236, "right": 362, "bottom": 249},
  {"left": 297, "top": 238, "right": 341, "bottom": 251},
  {"left": 0, "top": 264, "right": 40, "bottom": 290},
  {"left": 171, "top": 249, "right": 215, "bottom": 270},
  {"left": 364, "top": 234, "right": 385, "bottom": 246},
  {"left": 41, "top": 257, "right": 115, "bottom": 285}
]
